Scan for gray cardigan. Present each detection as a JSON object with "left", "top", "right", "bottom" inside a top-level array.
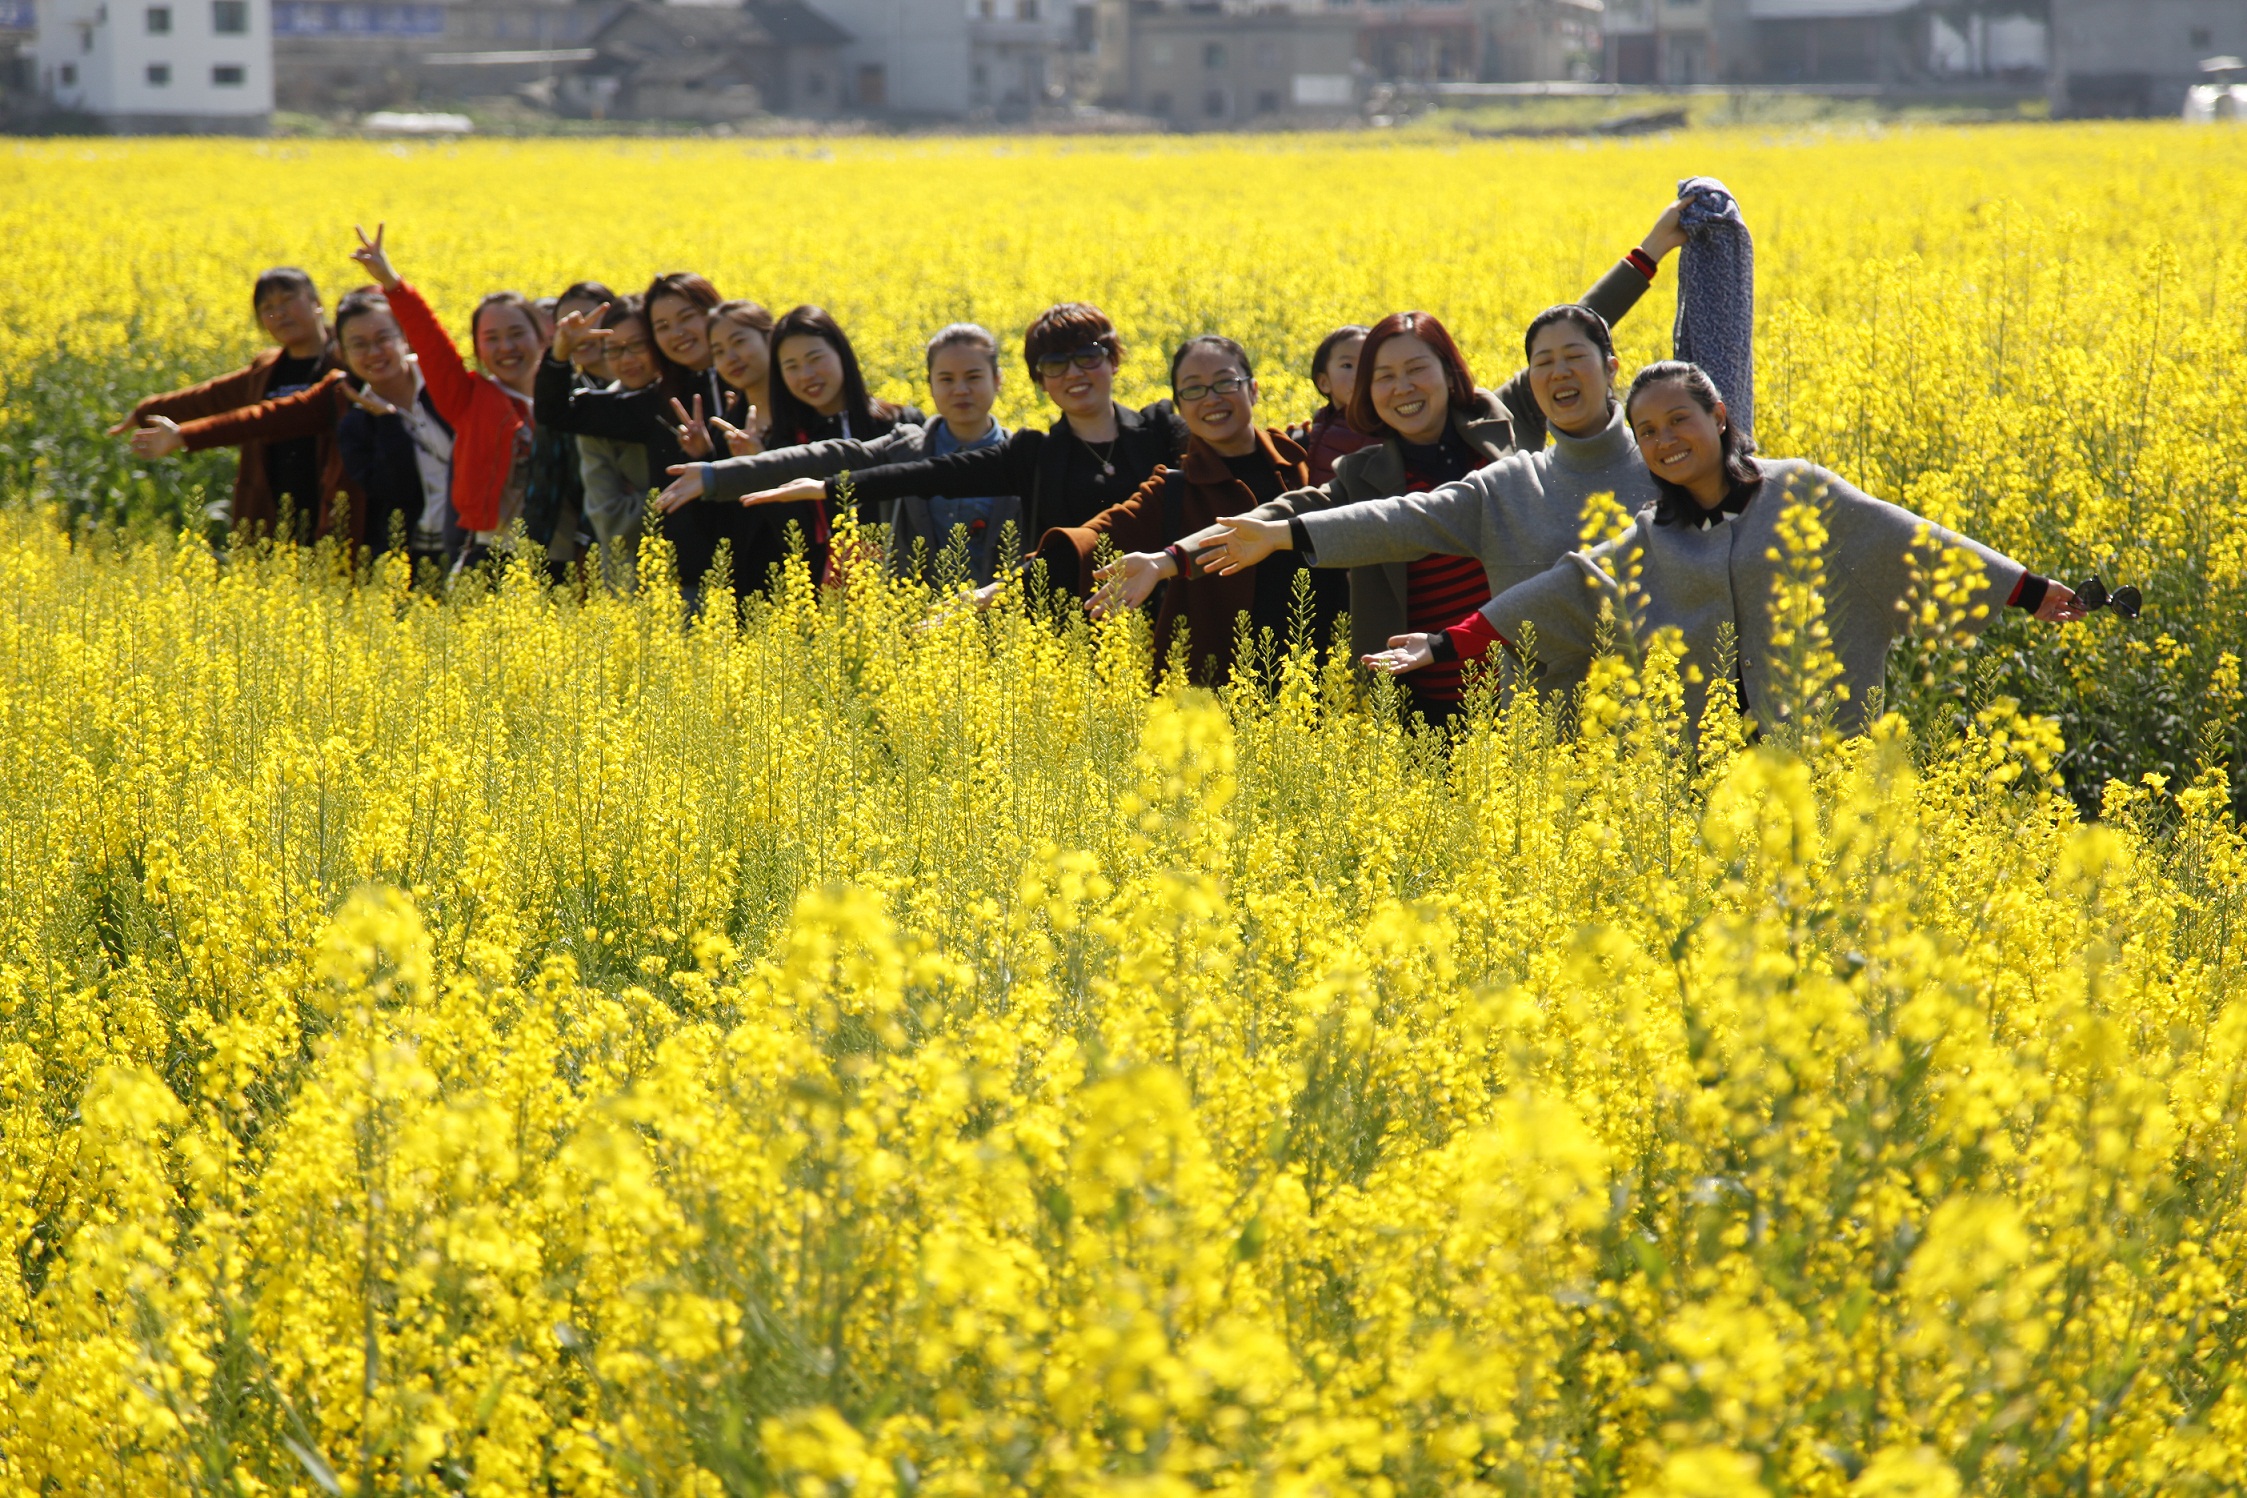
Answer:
[
  {"left": 1295, "top": 403, "right": 1658, "bottom": 641},
  {"left": 1176, "top": 254, "right": 1659, "bottom": 657},
  {"left": 1474, "top": 460, "right": 2028, "bottom": 734}
]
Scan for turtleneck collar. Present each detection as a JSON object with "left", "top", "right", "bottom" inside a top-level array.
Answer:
[{"left": 1547, "top": 400, "right": 1634, "bottom": 473}]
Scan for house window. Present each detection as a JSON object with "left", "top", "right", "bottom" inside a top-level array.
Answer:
[
  {"left": 213, "top": 63, "right": 245, "bottom": 84},
  {"left": 60, "top": 62, "right": 77, "bottom": 84},
  {"left": 1019, "top": 0, "right": 1037, "bottom": 17},
  {"left": 147, "top": 62, "right": 171, "bottom": 84},
  {"left": 857, "top": 63, "right": 887, "bottom": 107},
  {"left": 146, "top": 5, "right": 171, "bottom": 33},
  {"left": 1203, "top": 42, "right": 1225, "bottom": 69},
  {"left": 1203, "top": 87, "right": 1225, "bottom": 116},
  {"left": 1148, "top": 90, "right": 1171, "bottom": 115},
  {"left": 1252, "top": 40, "right": 1277, "bottom": 67},
  {"left": 806, "top": 70, "right": 824, "bottom": 95},
  {"left": 212, "top": 0, "right": 246, "bottom": 34},
  {"left": 2192, "top": 27, "right": 2213, "bottom": 49},
  {"left": 1256, "top": 88, "right": 1278, "bottom": 113},
  {"left": 977, "top": 0, "right": 992, "bottom": 16}
]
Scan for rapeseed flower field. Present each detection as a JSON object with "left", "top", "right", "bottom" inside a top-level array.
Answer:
[{"left": 2, "top": 125, "right": 2246, "bottom": 1493}]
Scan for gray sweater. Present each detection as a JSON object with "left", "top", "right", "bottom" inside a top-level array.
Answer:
[
  {"left": 1296, "top": 403, "right": 1658, "bottom": 617},
  {"left": 1474, "top": 459, "right": 2028, "bottom": 734}
]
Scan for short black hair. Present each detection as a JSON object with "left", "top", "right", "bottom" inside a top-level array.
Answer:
[
  {"left": 557, "top": 279, "right": 618, "bottom": 310},
  {"left": 331, "top": 286, "right": 392, "bottom": 342},
  {"left": 252, "top": 267, "right": 318, "bottom": 315}
]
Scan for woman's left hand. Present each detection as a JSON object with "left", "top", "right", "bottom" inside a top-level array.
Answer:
[
  {"left": 1089, "top": 551, "right": 1170, "bottom": 619},
  {"left": 128, "top": 416, "right": 186, "bottom": 459},
  {"left": 2036, "top": 582, "right": 2090, "bottom": 623},
  {"left": 1361, "top": 633, "right": 1436, "bottom": 675},
  {"left": 671, "top": 395, "right": 712, "bottom": 459}
]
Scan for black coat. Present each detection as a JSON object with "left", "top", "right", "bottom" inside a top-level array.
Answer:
[{"left": 337, "top": 388, "right": 455, "bottom": 558}]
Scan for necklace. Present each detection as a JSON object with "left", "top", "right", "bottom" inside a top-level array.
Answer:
[{"left": 1082, "top": 432, "right": 1119, "bottom": 477}]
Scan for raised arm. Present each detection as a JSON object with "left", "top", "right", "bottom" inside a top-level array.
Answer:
[{"left": 1496, "top": 194, "right": 1690, "bottom": 448}]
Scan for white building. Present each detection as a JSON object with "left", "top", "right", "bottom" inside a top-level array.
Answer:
[{"left": 36, "top": 0, "right": 276, "bottom": 131}]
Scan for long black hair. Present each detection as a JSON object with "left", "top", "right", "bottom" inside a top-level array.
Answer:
[
  {"left": 765, "top": 304, "right": 898, "bottom": 444},
  {"left": 643, "top": 271, "right": 722, "bottom": 403},
  {"left": 1625, "top": 360, "right": 1761, "bottom": 526}
]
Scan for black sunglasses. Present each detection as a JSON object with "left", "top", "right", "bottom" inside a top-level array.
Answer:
[
  {"left": 1035, "top": 345, "right": 1111, "bottom": 378},
  {"left": 2074, "top": 574, "right": 2142, "bottom": 620}
]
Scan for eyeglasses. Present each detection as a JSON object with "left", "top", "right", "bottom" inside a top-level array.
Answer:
[
  {"left": 1035, "top": 345, "right": 1110, "bottom": 379},
  {"left": 342, "top": 331, "right": 405, "bottom": 358},
  {"left": 1176, "top": 375, "right": 1249, "bottom": 403},
  {"left": 606, "top": 339, "right": 652, "bottom": 360},
  {"left": 2074, "top": 574, "right": 2142, "bottom": 620}
]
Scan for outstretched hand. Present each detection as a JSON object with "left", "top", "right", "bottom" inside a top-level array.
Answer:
[
  {"left": 1361, "top": 633, "right": 1437, "bottom": 676},
  {"left": 2035, "top": 582, "right": 2090, "bottom": 624},
  {"left": 127, "top": 415, "right": 185, "bottom": 459},
  {"left": 342, "top": 382, "right": 399, "bottom": 418},
  {"left": 1089, "top": 551, "right": 1169, "bottom": 620},
  {"left": 351, "top": 222, "right": 400, "bottom": 289},
  {"left": 1201, "top": 514, "right": 1289, "bottom": 576},
  {"left": 656, "top": 463, "right": 705, "bottom": 514},
  {"left": 741, "top": 477, "right": 825, "bottom": 509}
]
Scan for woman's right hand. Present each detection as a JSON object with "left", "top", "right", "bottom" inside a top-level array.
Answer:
[
  {"left": 350, "top": 222, "right": 401, "bottom": 289},
  {"left": 1640, "top": 196, "right": 1690, "bottom": 261},
  {"left": 1089, "top": 551, "right": 1171, "bottom": 619},
  {"left": 741, "top": 477, "right": 826, "bottom": 509},
  {"left": 1203, "top": 514, "right": 1290, "bottom": 576},
  {"left": 656, "top": 464, "right": 705, "bottom": 514},
  {"left": 1361, "top": 633, "right": 1436, "bottom": 675},
  {"left": 552, "top": 301, "right": 611, "bottom": 362},
  {"left": 127, "top": 416, "right": 186, "bottom": 459}
]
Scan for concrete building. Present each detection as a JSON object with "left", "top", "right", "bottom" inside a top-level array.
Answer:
[
  {"left": 36, "top": 0, "right": 277, "bottom": 129},
  {"left": 1476, "top": 0, "right": 1601, "bottom": 81},
  {"left": 964, "top": 0, "right": 1075, "bottom": 117},
  {"left": 560, "top": 0, "right": 850, "bottom": 118},
  {"left": 1603, "top": 0, "right": 1715, "bottom": 83},
  {"left": 1605, "top": 0, "right": 2050, "bottom": 89},
  {"left": 806, "top": 0, "right": 967, "bottom": 115},
  {"left": 2050, "top": 0, "right": 2246, "bottom": 116},
  {"left": 273, "top": 1, "right": 604, "bottom": 113},
  {"left": 1096, "top": 0, "right": 1360, "bottom": 126}
]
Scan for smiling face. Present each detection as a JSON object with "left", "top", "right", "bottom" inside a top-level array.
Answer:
[
  {"left": 604, "top": 314, "right": 659, "bottom": 391},
  {"left": 1528, "top": 321, "right": 1619, "bottom": 437},
  {"left": 778, "top": 333, "right": 847, "bottom": 416},
  {"left": 1315, "top": 333, "right": 1365, "bottom": 412},
  {"left": 649, "top": 293, "right": 711, "bottom": 372},
  {"left": 1036, "top": 344, "right": 1116, "bottom": 423},
  {"left": 709, "top": 313, "right": 770, "bottom": 395},
  {"left": 337, "top": 308, "right": 408, "bottom": 388},
  {"left": 257, "top": 285, "right": 326, "bottom": 358},
  {"left": 1367, "top": 333, "right": 1450, "bottom": 446},
  {"left": 474, "top": 303, "right": 543, "bottom": 393},
  {"left": 928, "top": 343, "right": 998, "bottom": 434},
  {"left": 1173, "top": 344, "right": 1259, "bottom": 456},
  {"left": 1628, "top": 380, "right": 1728, "bottom": 499}
]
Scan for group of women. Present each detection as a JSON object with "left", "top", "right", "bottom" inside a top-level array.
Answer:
[{"left": 115, "top": 183, "right": 2089, "bottom": 737}]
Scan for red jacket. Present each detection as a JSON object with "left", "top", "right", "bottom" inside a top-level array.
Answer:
[
  {"left": 128, "top": 343, "right": 346, "bottom": 537},
  {"left": 386, "top": 282, "right": 526, "bottom": 534}
]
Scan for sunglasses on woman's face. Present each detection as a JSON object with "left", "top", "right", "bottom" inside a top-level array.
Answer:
[
  {"left": 2075, "top": 575, "right": 2142, "bottom": 620},
  {"left": 1036, "top": 346, "right": 1110, "bottom": 380}
]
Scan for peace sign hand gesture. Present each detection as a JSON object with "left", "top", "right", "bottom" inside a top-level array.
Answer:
[
  {"left": 712, "top": 413, "right": 762, "bottom": 457},
  {"left": 672, "top": 395, "right": 713, "bottom": 459},
  {"left": 552, "top": 301, "right": 612, "bottom": 362},
  {"left": 351, "top": 223, "right": 400, "bottom": 289}
]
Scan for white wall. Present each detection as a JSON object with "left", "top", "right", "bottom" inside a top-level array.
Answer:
[
  {"left": 814, "top": 0, "right": 970, "bottom": 116},
  {"left": 38, "top": 0, "right": 276, "bottom": 122}
]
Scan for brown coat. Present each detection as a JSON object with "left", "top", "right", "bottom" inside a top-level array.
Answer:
[
  {"left": 129, "top": 344, "right": 348, "bottom": 539},
  {"left": 1037, "top": 426, "right": 1309, "bottom": 684}
]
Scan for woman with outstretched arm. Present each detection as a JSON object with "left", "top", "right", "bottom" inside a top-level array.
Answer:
[
  {"left": 706, "top": 302, "right": 1188, "bottom": 544},
  {"left": 1354, "top": 361, "right": 2088, "bottom": 734}
]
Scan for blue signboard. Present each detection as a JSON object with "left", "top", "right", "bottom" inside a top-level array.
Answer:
[{"left": 272, "top": 4, "right": 448, "bottom": 37}]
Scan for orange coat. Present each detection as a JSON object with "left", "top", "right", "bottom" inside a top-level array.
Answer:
[{"left": 128, "top": 343, "right": 347, "bottom": 538}]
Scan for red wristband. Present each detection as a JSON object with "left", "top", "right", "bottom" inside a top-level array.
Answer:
[
  {"left": 1626, "top": 247, "right": 1659, "bottom": 280},
  {"left": 1444, "top": 609, "right": 1508, "bottom": 664},
  {"left": 1165, "top": 543, "right": 1191, "bottom": 578}
]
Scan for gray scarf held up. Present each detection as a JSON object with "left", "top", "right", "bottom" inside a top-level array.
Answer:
[{"left": 1673, "top": 175, "right": 1756, "bottom": 445}]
